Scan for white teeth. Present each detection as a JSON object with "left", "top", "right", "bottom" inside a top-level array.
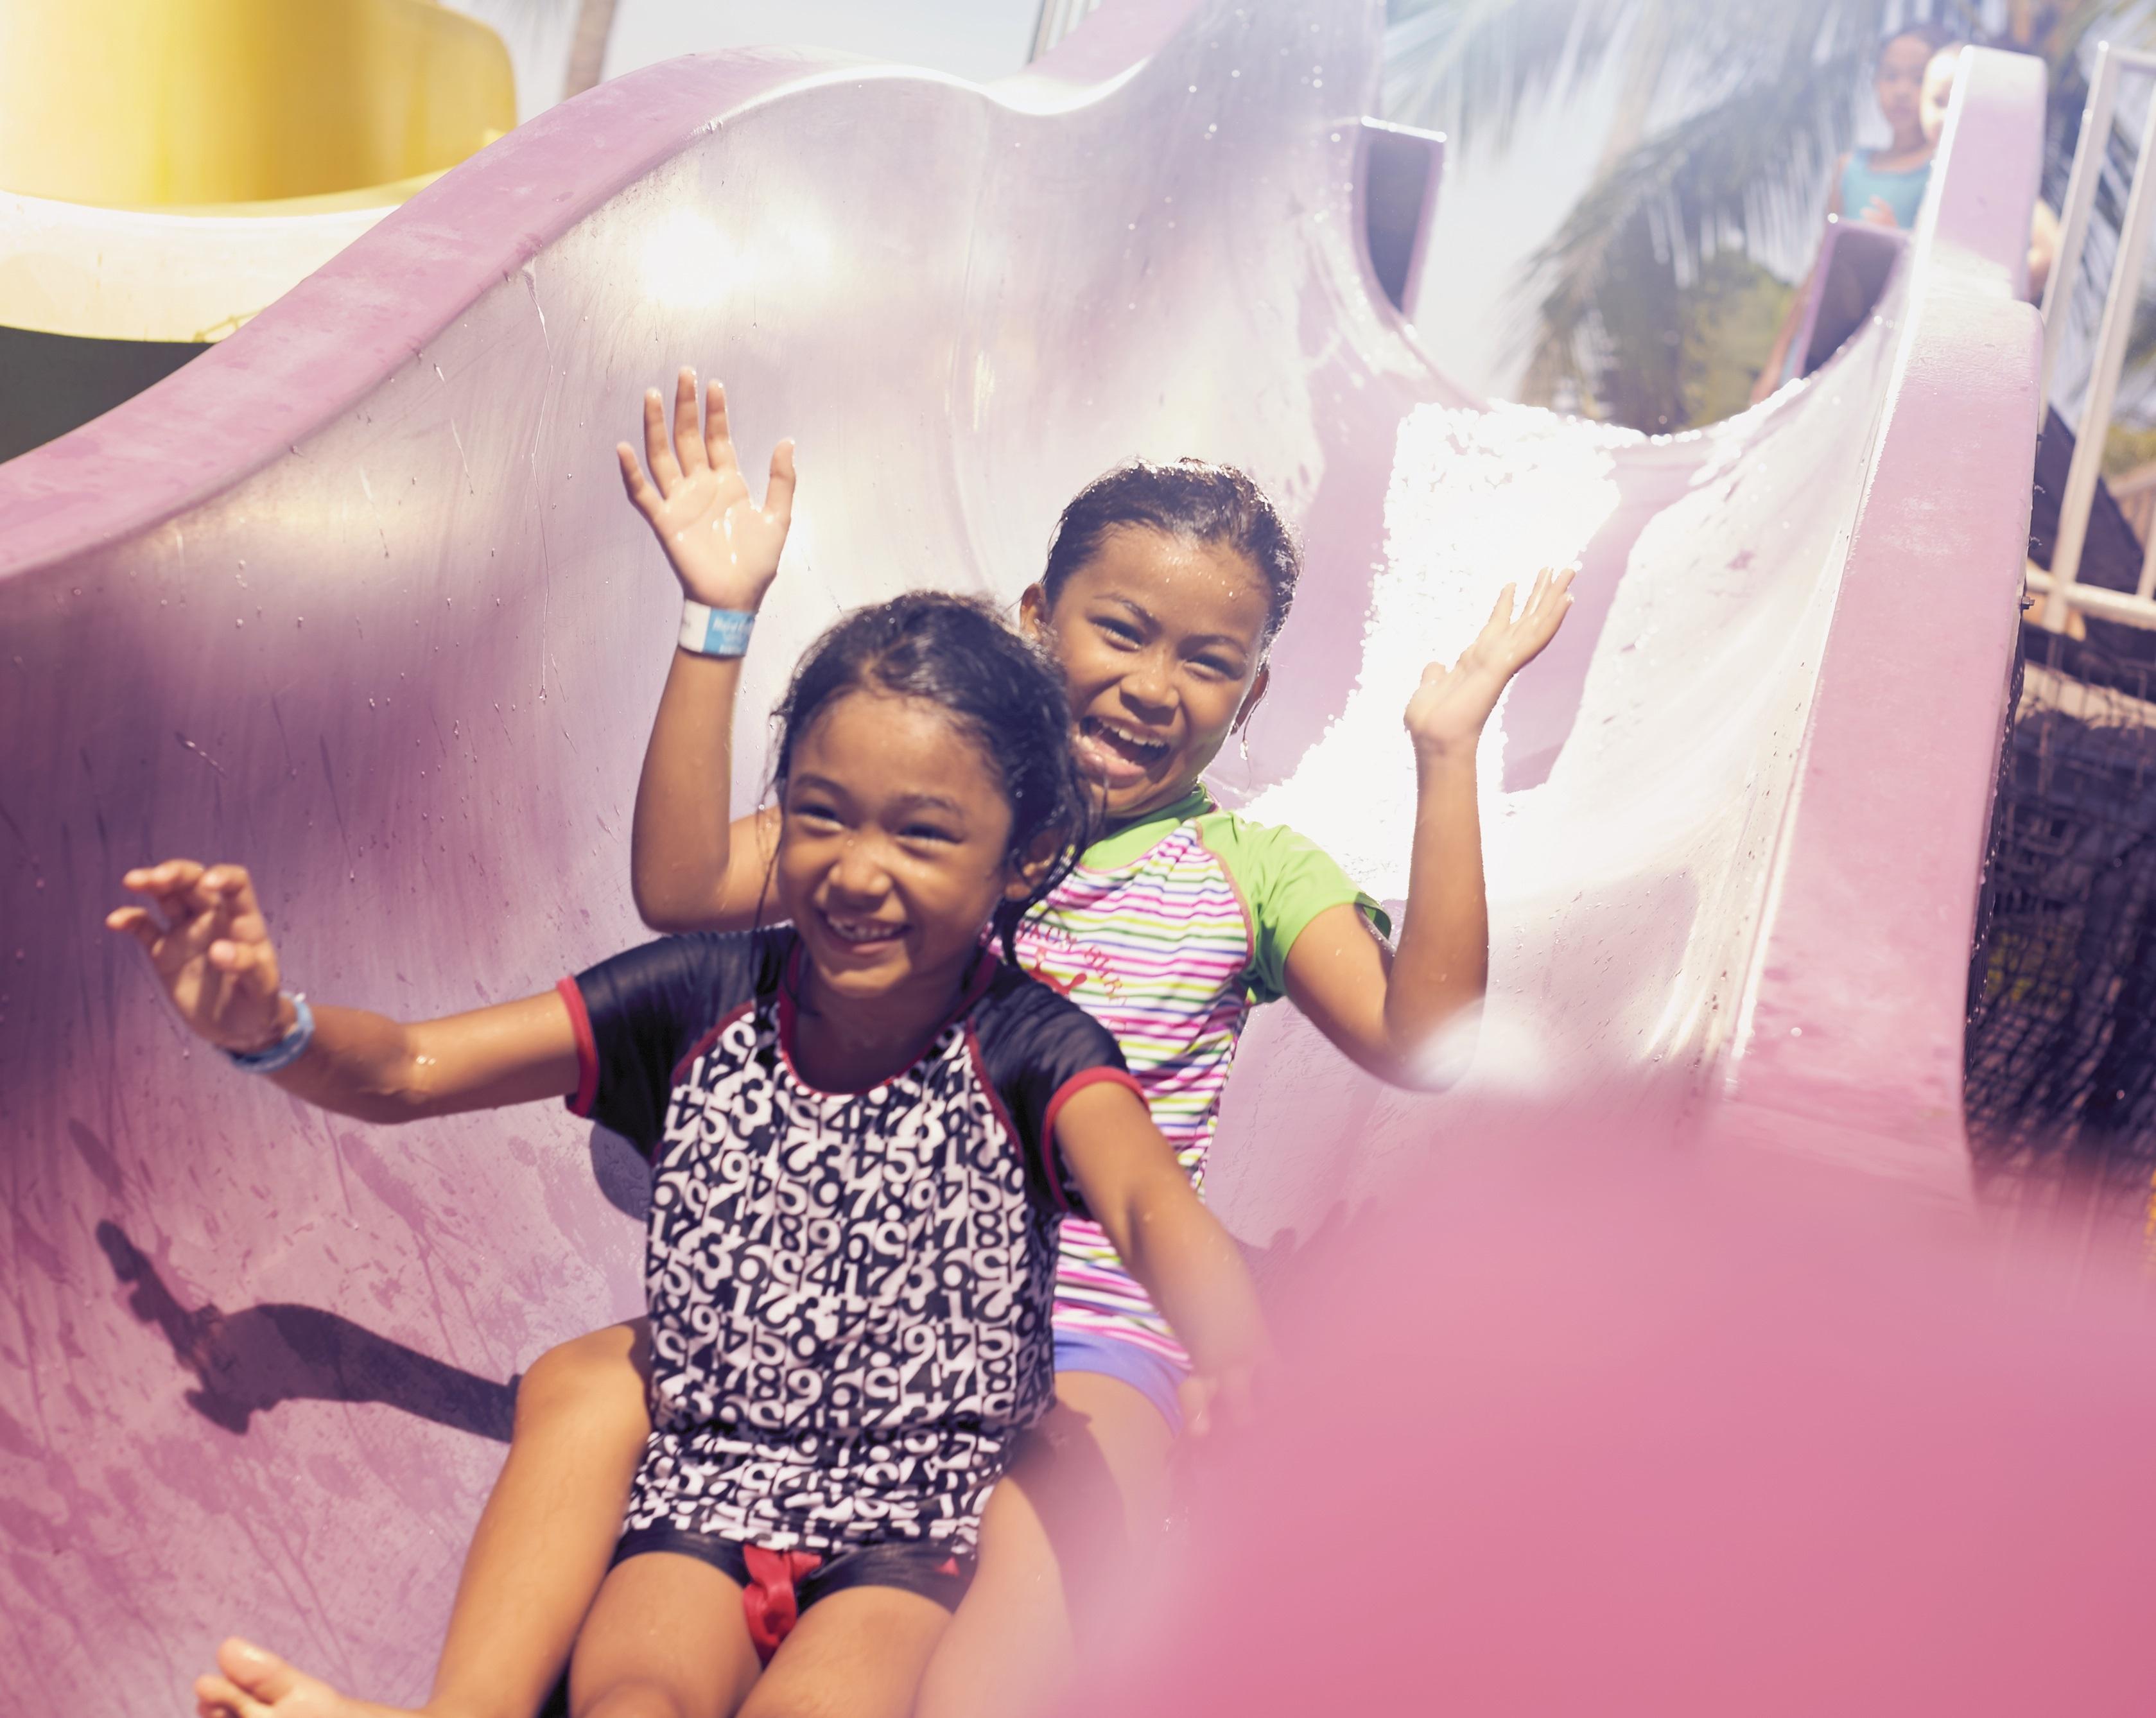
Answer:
[
  {"left": 1090, "top": 718, "right": 1169, "bottom": 756},
  {"left": 825, "top": 914, "right": 901, "bottom": 944}
]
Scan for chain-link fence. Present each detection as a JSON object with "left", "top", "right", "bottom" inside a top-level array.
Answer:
[{"left": 1965, "top": 621, "right": 2156, "bottom": 1248}]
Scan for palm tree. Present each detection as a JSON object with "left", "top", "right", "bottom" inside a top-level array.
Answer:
[{"left": 1383, "top": 1, "right": 2144, "bottom": 430}]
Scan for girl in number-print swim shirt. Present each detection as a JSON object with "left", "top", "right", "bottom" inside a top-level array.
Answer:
[
  {"left": 190, "top": 377, "right": 1567, "bottom": 1718},
  {"left": 152, "top": 589, "right": 1265, "bottom": 1718},
  {"left": 562, "top": 926, "right": 1137, "bottom": 1557}
]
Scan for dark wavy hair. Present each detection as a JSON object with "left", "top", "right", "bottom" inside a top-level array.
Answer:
[
  {"left": 771, "top": 591, "right": 1090, "bottom": 960},
  {"left": 1041, "top": 458, "right": 1302, "bottom": 650},
  {"left": 1881, "top": 20, "right": 1957, "bottom": 61}
]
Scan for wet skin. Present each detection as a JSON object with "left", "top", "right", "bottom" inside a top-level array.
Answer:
[
  {"left": 1021, "top": 525, "right": 1274, "bottom": 827},
  {"left": 776, "top": 687, "right": 1035, "bottom": 1089}
]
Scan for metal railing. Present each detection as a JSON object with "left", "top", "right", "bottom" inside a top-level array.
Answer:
[
  {"left": 1030, "top": 0, "right": 1102, "bottom": 60},
  {"left": 2034, "top": 42, "right": 2156, "bottom": 632}
]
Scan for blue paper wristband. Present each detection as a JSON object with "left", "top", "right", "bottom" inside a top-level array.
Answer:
[
  {"left": 679, "top": 600, "right": 756, "bottom": 659},
  {"left": 225, "top": 993, "right": 315, "bottom": 1074}
]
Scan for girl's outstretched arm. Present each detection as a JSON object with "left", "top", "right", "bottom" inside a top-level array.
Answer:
[
  {"left": 1055, "top": 1082, "right": 1269, "bottom": 1434},
  {"left": 1283, "top": 567, "right": 1574, "bottom": 1091},
  {"left": 107, "top": 859, "right": 577, "bottom": 1122},
  {"left": 621, "top": 367, "right": 794, "bottom": 933}
]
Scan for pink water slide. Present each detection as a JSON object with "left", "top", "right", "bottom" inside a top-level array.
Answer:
[{"left": 0, "top": 2, "right": 2047, "bottom": 1707}]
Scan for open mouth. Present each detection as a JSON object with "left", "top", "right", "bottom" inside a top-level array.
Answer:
[
  {"left": 817, "top": 908, "right": 907, "bottom": 950},
  {"left": 1076, "top": 715, "right": 1172, "bottom": 783}
]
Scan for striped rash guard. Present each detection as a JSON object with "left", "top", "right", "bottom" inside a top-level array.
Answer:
[{"left": 1011, "top": 785, "right": 1387, "bottom": 1366}]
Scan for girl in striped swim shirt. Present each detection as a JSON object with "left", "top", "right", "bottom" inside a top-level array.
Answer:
[
  {"left": 211, "top": 369, "right": 1569, "bottom": 1718},
  {"left": 632, "top": 372, "right": 1570, "bottom": 1716}
]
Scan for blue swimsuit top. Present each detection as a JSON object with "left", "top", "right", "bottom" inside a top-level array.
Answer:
[{"left": 1840, "top": 150, "right": 1932, "bottom": 230}]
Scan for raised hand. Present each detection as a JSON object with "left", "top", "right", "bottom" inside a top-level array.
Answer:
[
  {"left": 1404, "top": 566, "right": 1576, "bottom": 761},
  {"left": 616, "top": 367, "right": 797, "bottom": 613},
  {"left": 107, "top": 861, "right": 290, "bottom": 1053}
]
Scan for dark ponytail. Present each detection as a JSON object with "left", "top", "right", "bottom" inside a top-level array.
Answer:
[{"left": 772, "top": 592, "right": 1090, "bottom": 960}]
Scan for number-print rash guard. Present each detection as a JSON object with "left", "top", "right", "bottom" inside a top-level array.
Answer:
[
  {"left": 1014, "top": 786, "right": 1387, "bottom": 1368},
  {"left": 559, "top": 927, "right": 1140, "bottom": 1555}
]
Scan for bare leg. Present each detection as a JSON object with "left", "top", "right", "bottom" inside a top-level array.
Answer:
[
  {"left": 194, "top": 1321, "right": 656, "bottom": 1718},
  {"left": 912, "top": 1372, "right": 1173, "bottom": 1718},
  {"left": 567, "top": 1552, "right": 761, "bottom": 1718},
  {"left": 742, "top": 1585, "right": 952, "bottom": 1718}
]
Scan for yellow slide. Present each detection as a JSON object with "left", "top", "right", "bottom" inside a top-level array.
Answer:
[{"left": 0, "top": 0, "right": 514, "bottom": 456}]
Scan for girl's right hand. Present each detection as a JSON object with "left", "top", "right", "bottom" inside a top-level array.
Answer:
[
  {"left": 617, "top": 367, "right": 797, "bottom": 614},
  {"left": 107, "top": 861, "right": 291, "bottom": 1053},
  {"left": 1179, "top": 1357, "right": 1264, "bottom": 1439}
]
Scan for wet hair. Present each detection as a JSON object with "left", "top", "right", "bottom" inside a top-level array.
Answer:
[
  {"left": 1040, "top": 459, "right": 1302, "bottom": 652},
  {"left": 1880, "top": 21, "right": 1956, "bottom": 62},
  {"left": 771, "top": 591, "right": 1089, "bottom": 960}
]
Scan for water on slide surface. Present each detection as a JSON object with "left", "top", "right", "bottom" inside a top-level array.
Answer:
[{"left": 0, "top": 3, "right": 2044, "bottom": 1706}]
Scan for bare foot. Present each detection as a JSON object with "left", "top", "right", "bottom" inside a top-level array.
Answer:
[{"left": 194, "top": 1637, "right": 420, "bottom": 1718}]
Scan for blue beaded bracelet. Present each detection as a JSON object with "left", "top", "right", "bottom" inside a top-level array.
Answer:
[{"left": 225, "top": 993, "right": 315, "bottom": 1074}]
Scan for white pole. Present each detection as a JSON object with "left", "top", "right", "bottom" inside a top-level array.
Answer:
[
  {"left": 2041, "top": 43, "right": 2120, "bottom": 402},
  {"left": 2042, "top": 85, "right": 2156, "bottom": 631}
]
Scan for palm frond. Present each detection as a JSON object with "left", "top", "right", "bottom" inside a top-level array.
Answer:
[
  {"left": 1383, "top": 0, "right": 1629, "bottom": 154},
  {"left": 1516, "top": 35, "right": 1871, "bottom": 422}
]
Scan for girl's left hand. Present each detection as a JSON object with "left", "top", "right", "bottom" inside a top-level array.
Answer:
[{"left": 1404, "top": 566, "right": 1576, "bottom": 761}]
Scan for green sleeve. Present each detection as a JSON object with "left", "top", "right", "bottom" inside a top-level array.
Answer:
[{"left": 1196, "top": 813, "right": 1393, "bottom": 1006}]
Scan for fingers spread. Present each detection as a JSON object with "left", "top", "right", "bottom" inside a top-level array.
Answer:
[
  {"left": 617, "top": 442, "right": 659, "bottom": 515},
  {"left": 704, "top": 377, "right": 739, "bottom": 476},
  {"left": 765, "top": 438, "right": 798, "bottom": 522},
  {"left": 672, "top": 367, "right": 707, "bottom": 475},
  {"left": 643, "top": 386, "right": 681, "bottom": 490}
]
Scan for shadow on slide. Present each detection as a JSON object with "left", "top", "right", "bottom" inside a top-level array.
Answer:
[{"left": 96, "top": 1219, "right": 517, "bottom": 1442}]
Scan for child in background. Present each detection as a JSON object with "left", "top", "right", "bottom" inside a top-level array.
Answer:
[
  {"left": 1753, "top": 21, "right": 1956, "bottom": 404},
  {"left": 1920, "top": 42, "right": 2059, "bottom": 302},
  {"left": 132, "top": 587, "right": 1266, "bottom": 1718}
]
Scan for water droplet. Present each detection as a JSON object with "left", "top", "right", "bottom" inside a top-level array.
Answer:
[{"left": 1789, "top": 1026, "right": 1803, "bottom": 1037}]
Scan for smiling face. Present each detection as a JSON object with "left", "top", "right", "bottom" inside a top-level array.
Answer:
[
  {"left": 775, "top": 689, "right": 1027, "bottom": 1009},
  {"left": 1875, "top": 33, "right": 1935, "bottom": 148},
  {"left": 1023, "top": 525, "right": 1275, "bottom": 824}
]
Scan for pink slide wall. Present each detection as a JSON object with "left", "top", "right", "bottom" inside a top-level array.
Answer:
[{"left": 0, "top": 2, "right": 2044, "bottom": 1706}]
